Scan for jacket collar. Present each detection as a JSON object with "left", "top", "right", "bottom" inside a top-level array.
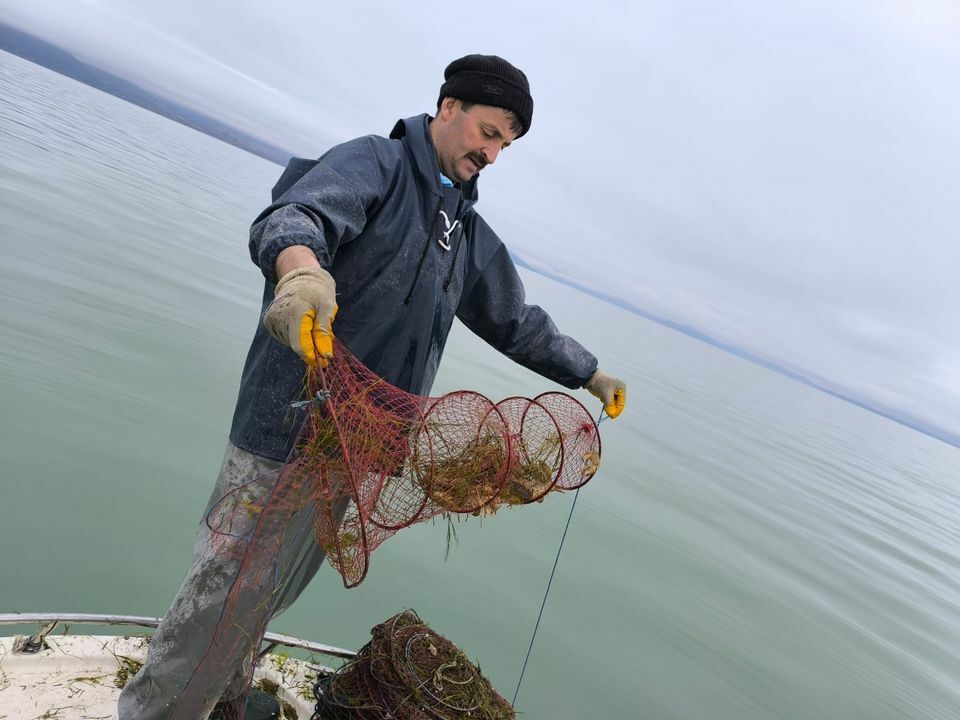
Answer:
[{"left": 391, "top": 114, "right": 479, "bottom": 210}]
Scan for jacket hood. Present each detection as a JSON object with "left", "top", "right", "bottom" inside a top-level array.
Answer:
[
  {"left": 272, "top": 115, "right": 480, "bottom": 211},
  {"left": 390, "top": 115, "right": 479, "bottom": 209}
]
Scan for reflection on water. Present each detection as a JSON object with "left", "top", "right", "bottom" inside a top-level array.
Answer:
[{"left": 2, "top": 51, "right": 959, "bottom": 719}]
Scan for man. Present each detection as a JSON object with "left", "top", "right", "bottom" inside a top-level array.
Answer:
[{"left": 119, "top": 54, "right": 626, "bottom": 720}]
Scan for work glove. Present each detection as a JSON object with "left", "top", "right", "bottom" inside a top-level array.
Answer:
[
  {"left": 263, "top": 267, "right": 338, "bottom": 368},
  {"left": 585, "top": 369, "right": 626, "bottom": 419}
]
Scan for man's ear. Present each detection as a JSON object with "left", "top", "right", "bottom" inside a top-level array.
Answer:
[{"left": 439, "top": 97, "right": 459, "bottom": 119}]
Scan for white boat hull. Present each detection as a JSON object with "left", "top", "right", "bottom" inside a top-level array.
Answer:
[{"left": 0, "top": 634, "right": 321, "bottom": 719}]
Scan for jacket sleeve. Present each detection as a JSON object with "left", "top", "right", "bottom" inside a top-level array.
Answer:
[
  {"left": 249, "top": 137, "right": 389, "bottom": 281},
  {"left": 456, "top": 214, "right": 598, "bottom": 389}
]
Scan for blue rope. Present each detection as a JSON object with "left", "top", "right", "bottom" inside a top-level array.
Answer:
[{"left": 512, "top": 409, "right": 607, "bottom": 708}]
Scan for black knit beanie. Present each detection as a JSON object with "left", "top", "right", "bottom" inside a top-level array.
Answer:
[{"left": 437, "top": 54, "right": 533, "bottom": 137}]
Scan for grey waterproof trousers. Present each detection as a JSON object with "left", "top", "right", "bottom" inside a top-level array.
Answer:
[{"left": 118, "top": 442, "right": 335, "bottom": 720}]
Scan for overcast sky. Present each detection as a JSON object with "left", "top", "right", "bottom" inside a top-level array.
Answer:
[{"left": 2, "top": 0, "right": 959, "bottom": 440}]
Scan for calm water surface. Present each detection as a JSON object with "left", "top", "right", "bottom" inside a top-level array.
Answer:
[{"left": 2, "top": 52, "right": 959, "bottom": 719}]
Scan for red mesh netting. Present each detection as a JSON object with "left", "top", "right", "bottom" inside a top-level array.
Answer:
[
  {"left": 209, "top": 344, "right": 601, "bottom": 589},
  {"left": 182, "top": 346, "right": 600, "bottom": 718}
]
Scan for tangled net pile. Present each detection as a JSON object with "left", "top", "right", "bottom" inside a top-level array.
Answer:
[
  {"left": 210, "top": 344, "right": 601, "bottom": 588},
  {"left": 313, "top": 610, "right": 514, "bottom": 720}
]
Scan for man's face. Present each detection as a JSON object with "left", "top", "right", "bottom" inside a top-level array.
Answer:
[{"left": 432, "top": 99, "right": 519, "bottom": 183}]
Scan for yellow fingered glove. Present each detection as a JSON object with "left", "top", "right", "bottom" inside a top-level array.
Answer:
[
  {"left": 585, "top": 369, "right": 627, "bottom": 419},
  {"left": 263, "top": 267, "right": 338, "bottom": 368}
]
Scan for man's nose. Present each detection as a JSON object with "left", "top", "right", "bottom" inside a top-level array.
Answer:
[{"left": 482, "top": 144, "right": 500, "bottom": 166}]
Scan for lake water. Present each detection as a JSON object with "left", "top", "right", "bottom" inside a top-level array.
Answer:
[{"left": 2, "top": 51, "right": 959, "bottom": 719}]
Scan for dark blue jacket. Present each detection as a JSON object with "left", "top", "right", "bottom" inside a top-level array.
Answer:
[{"left": 230, "top": 114, "right": 598, "bottom": 461}]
